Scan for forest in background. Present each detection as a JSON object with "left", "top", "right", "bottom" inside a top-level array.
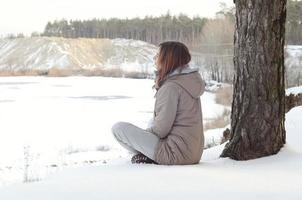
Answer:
[
  {"left": 2, "top": 1, "right": 302, "bottom": 86},
  {"left": 39, "top": 1, "right": 302, "bottom": 45}
]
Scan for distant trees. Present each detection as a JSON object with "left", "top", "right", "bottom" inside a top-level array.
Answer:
[
  {"left": 40, "top": 3, "right": 302, "bottom": 84},
  {"left": 3, "top": 33, "right": 25, "bottom": 39},
  {"left": 42, "top": 13, "right": 207, "bottom": 49},
  {"left": 30, "top": 32, "right": 41, "bottom": 37},
  {"left": 1, "top": 2, "right": 300, "bottom": 83},
  {"left": 199, "top": 14, "right": 235, "bottom": 83},
  {"left": 41, "top": 13, "right": 235, "bottom": 83},
  {"left": 286, "top": 0, "right": 302, "bottom": 45},
  {"left": 42, "top": 1, "right": 302, "bottom": 46}
]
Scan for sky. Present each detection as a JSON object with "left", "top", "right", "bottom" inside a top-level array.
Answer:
[{"left": 0, "top": 0, "right": 234, "bottom": 36}]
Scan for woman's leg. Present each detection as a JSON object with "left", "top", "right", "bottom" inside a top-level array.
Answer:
[{"left": 111, "top": 121, "right": 160, "bottom": 160}]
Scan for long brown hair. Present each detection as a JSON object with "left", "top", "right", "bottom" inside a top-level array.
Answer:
[{"left": 154, "top": 41, "right": 191, "bottom": 90}]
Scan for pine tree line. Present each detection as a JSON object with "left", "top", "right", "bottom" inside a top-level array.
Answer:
[
  {"left": 41, "top": 0, "right": 302, "bottom": 46},
  {"left": 42, "top": 13, "right": 207, "bottom": 48}
]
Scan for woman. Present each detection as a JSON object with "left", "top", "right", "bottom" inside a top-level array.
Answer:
[{"left": 111, "top": 41, "right": 205, "bottom": 165}]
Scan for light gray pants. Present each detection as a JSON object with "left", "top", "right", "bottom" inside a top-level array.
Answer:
[{"left": 111, "top": 122, "right": 160, "bottom": 160}]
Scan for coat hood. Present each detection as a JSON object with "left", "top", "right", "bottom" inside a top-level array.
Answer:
[{"left": 164, "top": 64, "right": 205, "bottom": 99}]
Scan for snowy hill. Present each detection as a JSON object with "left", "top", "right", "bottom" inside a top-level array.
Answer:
[
  {"left": 0, "top": 37, "right": 157, "bottom": 75},
  {"left": 0, "top": 38, "right": 300, "bottom": 80}
]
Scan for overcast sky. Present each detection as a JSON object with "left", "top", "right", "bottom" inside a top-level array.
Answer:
[{"left": 0, "top": 0, "right": 234, "bottom": 36}]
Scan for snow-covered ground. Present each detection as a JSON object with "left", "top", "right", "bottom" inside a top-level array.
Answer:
[
  {"left": 0, "top": 77, "right": 301, "bottom": 199},
  {"left": 0, "top": 76, "right": 227, "bottom": 187},
  {"left": 286, "top": 85, "right": 302, "bottom": 96}
]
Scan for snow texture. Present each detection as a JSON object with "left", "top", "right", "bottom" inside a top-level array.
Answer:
[
  {"left": 286, "top": 85, "right": 302, "bottom": 96},
  {"left": 0, "top": 77, "right": 301, "bottom": 199}
]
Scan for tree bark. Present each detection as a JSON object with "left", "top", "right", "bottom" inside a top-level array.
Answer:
[{"left": 220, "top": 0, "right": 287, "bottom": 160}]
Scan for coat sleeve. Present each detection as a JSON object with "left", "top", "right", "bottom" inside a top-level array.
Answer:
[{"left": 146, "top": 83, "right": 179, "bottom": 139}]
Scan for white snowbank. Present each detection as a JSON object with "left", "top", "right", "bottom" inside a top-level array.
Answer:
[{"left": 286, "top": 85, "right": 302, "bottom": 96}]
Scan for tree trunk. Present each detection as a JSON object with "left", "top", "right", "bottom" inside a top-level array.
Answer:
[{"left": 220, "top": 0, "right": 287, "bottom": 160}]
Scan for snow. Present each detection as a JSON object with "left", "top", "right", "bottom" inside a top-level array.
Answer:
[
  {"left": 286, "top": 85, "right": 302, "bottom": 96},
  {"left": 286, "top": 45, "right": 302, "bottom": 58},
  {"left": 205, "top": 80, "right": 223, "bottom": 92},
  {"left": 0, "top": 77, "right": 301, "bottom": 199},
  {"left": 0, "top": 37, "right": 157, "bottom": 73},
  {"left": 0, "top": 76, "right": 225, "bottom": 186},
  {"left": 285, "top": 45, "right": 302, "bottom": 69},
  {"left": 204, "top": 125, "right": 230, "bottom": 148}
]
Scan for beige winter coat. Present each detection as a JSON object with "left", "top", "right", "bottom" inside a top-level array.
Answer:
[{"left": 147, "top": 65, "right": 205, "bottom": 165}]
